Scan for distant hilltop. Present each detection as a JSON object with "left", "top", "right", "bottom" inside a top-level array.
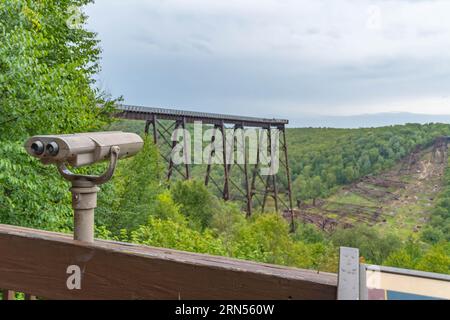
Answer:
[{"left": 290, "top": 112, "right": 450, "bottom": 129}]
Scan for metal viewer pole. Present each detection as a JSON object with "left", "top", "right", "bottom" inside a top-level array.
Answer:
[
  {"left": 57, "top": 146, "right": 120, "bottom": 243},
  {"left": 71, "top": 184, "right": 99, "bottom": 242}
]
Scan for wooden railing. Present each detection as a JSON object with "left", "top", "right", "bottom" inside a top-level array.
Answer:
[{"left": 0, "top": 224, "right": 337, "bottom": 300}]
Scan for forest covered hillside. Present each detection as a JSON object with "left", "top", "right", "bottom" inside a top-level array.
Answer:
[
  {"left": 102, "top": 119, "right": 450, "bottom": 273},
  {"left": 109, "top": 119, "right": 450, "bottom": 209},
  {"left": 287, "top": 124, "right": 450, "bottom": 202}
]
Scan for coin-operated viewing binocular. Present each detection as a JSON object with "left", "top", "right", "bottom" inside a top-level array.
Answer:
[
  {"left": 25, "top": 132, "right": 144, "bottom": 243},
  {"left": 25, "top": 131, "right": 143, "bottom": 167}
]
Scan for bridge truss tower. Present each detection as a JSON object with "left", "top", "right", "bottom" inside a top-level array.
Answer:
[{"left": 116, "top": 105, "right": 295, "bottom": 230}]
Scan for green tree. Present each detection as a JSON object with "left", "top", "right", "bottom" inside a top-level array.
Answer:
[
  {"left": 331, "top": 225, "right": 401, "bottom": 264},
  {"left": 0, "top": 0, "right": 115, "bottom": 139},
  {"left": 385, "top": 242, "right": 450, "bottom": 274},
  {"left": 293, "top": 223, "right": 325, "bottom": 244},
  {"left": 344, "top": 166, "right": 356, "bottom": 183},
  {"left": 383, "top": 240, "right": 423, "bottom": 270},
  {"left": 130, "top": 216, "right": 226, "bottom": 256},
  {"left": 171, "top": 179, "right": 220, "bottom": 230},
  {"left": 210, "top": 201, "right": 247, "bottom": 255},
  {"left": 310, "top": 176, "right": 323, "bottom": 206},
  {"left": 420, "top": 227, "right": 444, "bottom": 244},
  {"left": 0, "top": 0, "right": 115, "bottom": 230},
  {"left": 293, "top": 175, "right": 310, "bottom": 202},
  {"left": 230, "top": 213, "right": 312, "bottom": 266},
  {"left": 416, "top": 243, "right": 450, "bottom": 274},
  {"left": 0, "top": 141, "right": 72, "bottom": 231},
  {"left": 97, "top": 138, "right": 165, "bottom": 233}
]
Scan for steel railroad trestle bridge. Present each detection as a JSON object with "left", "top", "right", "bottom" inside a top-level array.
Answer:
[{"left": 115, "top": 104, "right": 294, "bottom": 229}]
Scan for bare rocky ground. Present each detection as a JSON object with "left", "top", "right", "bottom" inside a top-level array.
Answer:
[{"left": 291, "top": 138, "right": 448, "bottom": 238}]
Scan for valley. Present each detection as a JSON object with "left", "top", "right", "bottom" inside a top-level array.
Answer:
[{"left": 292, "top": 137, "right": 449, "bottom": 239}]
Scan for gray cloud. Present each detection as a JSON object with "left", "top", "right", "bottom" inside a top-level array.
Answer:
[{"left": 86, "top": 0, "right": 450, "bottom": 119}]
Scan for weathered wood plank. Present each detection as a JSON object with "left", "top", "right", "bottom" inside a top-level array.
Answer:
[{"left": 0, "top": 224, "right": 337, "bottom": 300}]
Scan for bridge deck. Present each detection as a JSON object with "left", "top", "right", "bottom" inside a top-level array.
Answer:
[{"left": 115, "top": 104, "right": 289, "bottom": 127}]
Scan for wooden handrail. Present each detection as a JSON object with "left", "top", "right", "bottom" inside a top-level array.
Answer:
[{"left": 0, "top": 224, "right": 337, "bottom": 300}]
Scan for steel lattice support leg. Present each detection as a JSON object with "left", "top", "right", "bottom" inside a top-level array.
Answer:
[
  {"left": 144, "top": 120, "right": 151, "bottom": 136},
  {"left": 205, "top": 125, "right": 218, "bottom": 186},
  {"left": 226, "top": 124, "right": 240, "bottom": 203},
  {"left": 249, "top": 128, "right": 266, "bottom": 215},
  {"left": 248, "top": 155, "right": 258, "bottom": 217},
  {"left": 229, "top": 124, "right": 252, "bottom": 216},
  {"left": 182, "top": 117, "right": 190, "bottom": 179},
  {"left": 145, "top": 115, "right": 159, "bottom": 145},
  {"left": 281, "top": 125, "right": 295, "bottom": 232},
  {"left": 152, "top": 115, "right": 159, "bottom": 145},
  {"left": 271, "top": 128, "right": 279, "bottom": 212},
  {"left": 226, "top": 125, "right": 238, "bottom": 176},
  {"left": 220, "top": 122, "right": 230, "bottom": 200},
  {"left": 262, "top": 127, "right": 273, "bottom": 213},
  {"left": 167, "top": 121, "right": 182, "bottom": 181},
  {"left": 241, "top": 125, "right": 252, "bottom": 217}
]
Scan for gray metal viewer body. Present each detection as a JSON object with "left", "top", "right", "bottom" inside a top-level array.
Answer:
[{"left": 24, "top": 132, "right": 144, "bottom": 243}]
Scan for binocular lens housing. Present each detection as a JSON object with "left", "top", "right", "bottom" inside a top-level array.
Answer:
[
  {"left": 30, "top": 141, "right": 60, "bottom": 156},
  {"left": 25, "top": 132, "right": 143, "bottom": 167},
  {"left": 46, "top": 142, "right": 60, "bottom": 156},
  {"left": 30, "top": 141, "right": 45, "bottom": 155}
]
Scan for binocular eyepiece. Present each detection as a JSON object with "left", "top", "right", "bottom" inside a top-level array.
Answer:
[
  {"left": 30, "top": 141, "right": 59, "bottom": 156},
  {"left": 46, "top": 141, "right": 60, "bottom": 156},
  {"left": 30, "top": 141, "right": 45, "bottom": 155}
]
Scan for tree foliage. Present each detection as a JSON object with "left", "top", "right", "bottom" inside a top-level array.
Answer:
[
  {"left": 385, "top": 241, "right": 450, "bottom": 274},
  {"left": 0, "top": 0, "right": 115, "bottom": 230},
  {"left": 0, "top": 0, "right": 115, "bottom": 139},
  {"left": 289, "top": 125, "right": 450, "bottom": 203},
  {"left": 171, "top": 179, "right": 220, "bottom": 230},
  {"left": 0, "top": 140, "right": 72, "bottom": 230},
  {"left": 330, "top": 225, "right": 402, "bottom": 264},
  {"left": 421, "top": 157, "right": 450, "bottom": 243},
  {"left": 96, "top": 137, "right": 165, "bottom": 233}
]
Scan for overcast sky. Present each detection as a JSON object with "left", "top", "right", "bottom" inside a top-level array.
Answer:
[{"left": 85, "top": 0, "right": 450, "bottom": 120}]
